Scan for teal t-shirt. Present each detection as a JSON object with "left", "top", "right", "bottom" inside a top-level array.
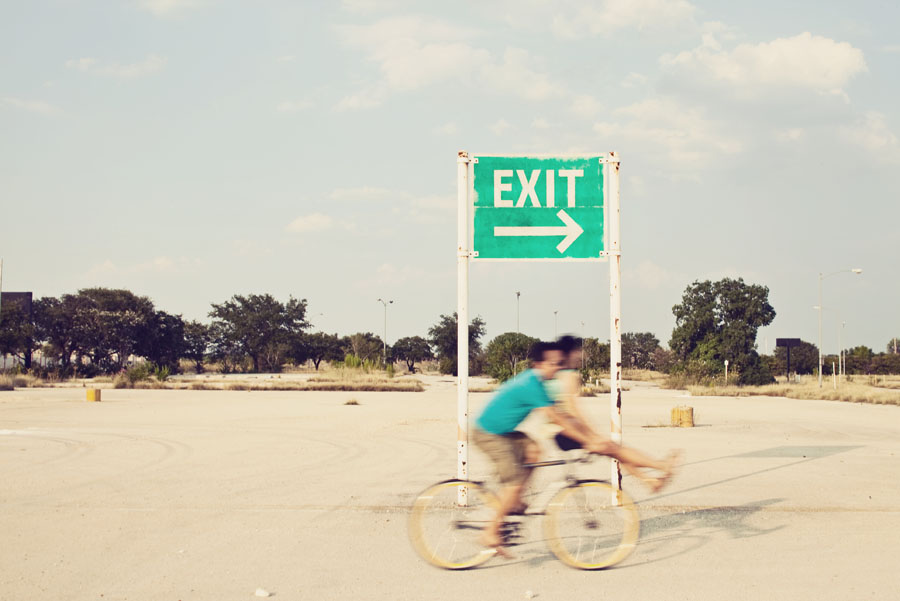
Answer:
[{"left": 476, "top": 369, "right": 554, "bottom": 435}]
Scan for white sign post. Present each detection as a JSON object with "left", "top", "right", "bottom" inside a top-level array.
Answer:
[{"left": 456, "top": 152, "right": 623, "bottom": 496}]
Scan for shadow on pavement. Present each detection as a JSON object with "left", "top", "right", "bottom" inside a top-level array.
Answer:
[
  {"left": 648, "top": 445, "right": 863, "bottom": 503},
  {"left": 628, "top": 497, "right": 786, "bottom": 567}
]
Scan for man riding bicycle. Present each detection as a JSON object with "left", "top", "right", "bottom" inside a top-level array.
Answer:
[{"left": 472, "top": 340, "right": 608, "bottom": 553}]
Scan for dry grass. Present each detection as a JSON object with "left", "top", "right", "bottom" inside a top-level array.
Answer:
[
  {"left": 0, "top": 374, "right": 47, "bottom": 390},
  {"left": 622, "top": 369, "right": 668, "bottom": 383},
  {"left": 469, "top": 384, "right": 497, "bottom": 393},
  {"left": 687, "top": 380, "right": 900, "bottom": 406},
  {"left": 344, "top": 398, "right": 360, "bottom": 406},
  {"left": 867, "top": 375, "right": 900, "bottom": 390}
]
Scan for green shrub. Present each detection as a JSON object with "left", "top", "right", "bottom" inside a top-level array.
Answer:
[
  {"left": 126, "top": 363, "right": 154, "bottom": 385},
  {"left": 154, "top": 365, "right": 170, "bottom": 382}
]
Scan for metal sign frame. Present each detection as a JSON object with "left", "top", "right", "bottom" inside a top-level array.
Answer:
[{"left": 455, "top": 150, "right": 623, "bottom": 495}]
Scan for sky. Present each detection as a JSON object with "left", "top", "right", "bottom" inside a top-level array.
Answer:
[{"left": 1, "top": 0, "right": 898, "bottom": 357}]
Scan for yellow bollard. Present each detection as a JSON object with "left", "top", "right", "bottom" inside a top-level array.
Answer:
[
  {"left": 670, "top": 405, "right": 694, "bottom": 427},
  {"left": 86, "top": 389, "right": 101, "bottom": 402}
]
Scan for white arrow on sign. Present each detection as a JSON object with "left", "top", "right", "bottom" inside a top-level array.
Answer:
[{"left": 493, "top": 209, "right": 584, "bottom": 253}]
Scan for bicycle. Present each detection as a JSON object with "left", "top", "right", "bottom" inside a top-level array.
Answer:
[{"left": 408, "top": 453, "right": 640, "bottom": 570}]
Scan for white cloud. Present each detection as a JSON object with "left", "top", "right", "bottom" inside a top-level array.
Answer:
[
  {"left": 337, "top": 17, "right": 484, "bottom": 103},
  {"left": 335, "top": 86, "right": 388, "bottom": 111},
  {"left": 358, "top": 263, "right": 432, "bottom": 288},
  {"left": 883, "top": 44, "right": 900, "bottom": 54},
  {"left": 549, "top": 0, "right": 696, "bottom": 39},
  {"left": 66, "top": 54, "right": 166, "bottom": 78},
  {"left": 395, "top": 194, "right": 455, "bottom": 223},
  {"left": 570, "top": 94, "right": 603, "bottom": 118},
  {"left": 341, "top": 0, "right": 402, "bottom": 13},
  {"left": 86, "top": 256, "right": 203, "bottom": 277},
  {"left": 620, "top": 72, "right": 648, "bottom": 89},
  {"left": 490, "top": 119, "right": 512, "bottom": 135},
  {"left": 433, "top": 122, "right": 458, "bottom": 136},
  {"left": 232, "top": 239, "right": 274, "bottom": 258},
  {"left": 276, "top": 100, "right": 313, "bottom": 112},
  {"left": 336, "top": 17, "right": 565, "bottom": 108},
  {"left": 480, "top": 47, "right": 564, "bottom": 101},
  {"left": 841, "top": 111, "right": 900, "bottom": 164},
  {"left": 139, "top": 0, "right": 204, "bottom": 17},
  {"left": 776, "top": 128, "right": 805, "bottom": 142},
  {"left": 661, "top": 32, "right": 867, "bottom": 95},
  {"left": 627, "top": 260, "right": 677, "bottom": 290},
  {"left": 593, "top": 97, "right": 741, "bottom": 162},
  {"left": 276, "top": 55, "right": 296, "bottom": 63},
  {"left": 1, "top": 96, "right": 59, "bottom": 114},
  {"left": 329, "top": 187, "right": 397, "bottom": 202},
  {"left": 285, "top": 213, "right": 335, "bottom": 233}
]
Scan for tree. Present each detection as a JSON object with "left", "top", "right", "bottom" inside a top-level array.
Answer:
[
  {"left": 622, "top": 332, "right": 662, "bottom": 370},
  {"left": 428, "top": 312, "right": 486, "bottom": 375},
  {"left": 298, "top": 332, "right": 344, "bottom": 370},
  {"left": 71, "top": 288, "right": 156, "bottom": 372},
  {"left": 871, "top": 353, "right": 900, "bottom": 375},
  {"left": 845, "top": 346, "right": 874, "bottom": 375},
  {"left": 142, "top": 311, "right": 186, "bottom": 372},
  {"left": 33, "top": 296, "right": 81, "bottom": 372},
  {"left": 483, "top": 332, "right": 538, "bottom": 382},
  {"left": 208, "top": 321, "right": 244, "bottom": 373},
  {"left": 391, "top": 335, "right": 433, "bottom": 372},
  {"left": 344, "top": 332, "right": 384, "bottom": 364},
  {"left": 183, "top": 321, "right": 211, "bottom": 373},
  {"left": 209, "top": 294, "right": 308, "bottom": 372},
  {"left": 582, "top": 337, "right": 610, "bottom": 376},
  {"left": 773, "top": 340, "right": 819, "bottom": 375},
  {"left": 0, "top": 301, "right": 33, "bottom": 363},
  {"left": 650, "top": 347, "right": 676, "bottom": 373},
  {"left": 670, "top": 278, "right": 776, "bottom": 385}
]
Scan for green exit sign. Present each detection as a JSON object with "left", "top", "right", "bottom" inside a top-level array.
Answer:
[{"left": 471, "top": 155, "right": 607, "bottom": 261}]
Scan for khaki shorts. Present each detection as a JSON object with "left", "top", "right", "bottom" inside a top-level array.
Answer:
[{"left": 472, "top": 428, "right": 535, "bottom": 485}]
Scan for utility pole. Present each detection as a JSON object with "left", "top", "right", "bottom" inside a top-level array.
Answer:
[
  {"left": 376, "top": 298, "right": 393, "bottom": 365},
  {"left": 818, "top": 268, "right": 862, "bottom": 387}
]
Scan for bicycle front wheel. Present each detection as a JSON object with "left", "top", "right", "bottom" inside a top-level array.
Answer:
[
  {"left": 544, "top": 480, "right": 640, "bottom": 569},
  {"left": 408, "top": 479, "right": 499, "bottom": 570}
]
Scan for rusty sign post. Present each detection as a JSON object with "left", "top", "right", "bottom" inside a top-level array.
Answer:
[{"left": 456, "top": 152, "right": 623, "bottom": 496}]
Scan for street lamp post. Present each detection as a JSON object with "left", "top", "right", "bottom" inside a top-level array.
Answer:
[
  {"left": 817, "top": 269, "right": 862, "bottom": 387},
  {"left": 516, "top": 291, "right": 521, "bottom": 334},
  {"left": 580, "top": 321, "right": 585, "bottom": 372},
  {"left": 840, "top": 321, "right": 845, "bottom": 378},
  {"left": 377, "top": 298, "right": 393, "bottom": 365}
]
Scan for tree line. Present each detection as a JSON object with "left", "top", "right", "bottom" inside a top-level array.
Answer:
[{"left": 2, "top": 280, "right": 898, "bottom": 381}]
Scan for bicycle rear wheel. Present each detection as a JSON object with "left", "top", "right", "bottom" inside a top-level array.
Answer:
[
  {"left": 408, "top": 479, "right": 499, "bottom": 569},
  {"left": 544, "top": 479, "right": 640, "bottom": 569}
]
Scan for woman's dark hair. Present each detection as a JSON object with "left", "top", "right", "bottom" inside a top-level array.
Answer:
[
  {"left": 556, "top": 335, "right": 583, "bottom": 355},
  {"left": 528, "top": 340, "right": 560, "bottom": 362}
]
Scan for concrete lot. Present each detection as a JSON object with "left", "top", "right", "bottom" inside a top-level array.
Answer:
[{"left": 1, "top": 380, "right": 898, "bottom": 601}]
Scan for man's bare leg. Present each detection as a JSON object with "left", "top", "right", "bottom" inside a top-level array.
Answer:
[
  {"left": 480, "top": 481, "right": 525, "bottom": 552},
  {"left": 481, "top": 441, "right": 540, "bottom": 553}
]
